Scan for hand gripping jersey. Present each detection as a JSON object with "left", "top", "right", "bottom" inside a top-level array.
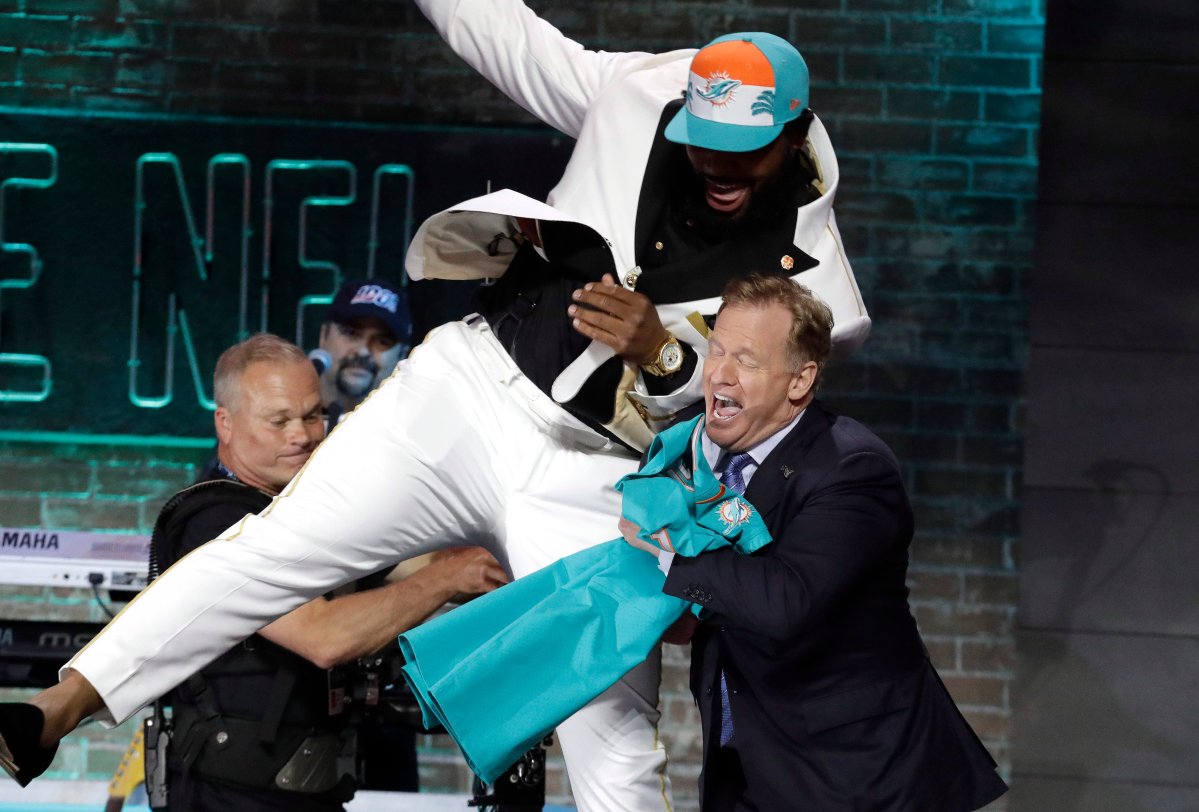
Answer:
[{"left": 397, "top": 416, "right": 771, "bottom": 782}]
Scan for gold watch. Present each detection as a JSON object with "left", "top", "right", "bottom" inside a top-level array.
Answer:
[{"left": 641, "top": 333, "right": 684, "bottom": 376}]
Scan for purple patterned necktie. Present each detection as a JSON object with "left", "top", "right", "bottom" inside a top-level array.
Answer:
[
  {"left": 718, "top": 452, "right": 753, "bottom": 747},
  {"left": 720, "top": 452, "right": 753, "bottom": 496}
]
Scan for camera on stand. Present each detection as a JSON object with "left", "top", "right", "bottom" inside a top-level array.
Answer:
[
  {"left": 469, "top": 736, "right": 551, "bottom": 812},
  {"left": 344, "top": 645, "right": 547, "bottom": 811}
]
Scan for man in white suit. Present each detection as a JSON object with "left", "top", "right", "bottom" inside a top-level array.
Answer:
[{"left": 1, "top": 4, "right": 869, "bottom": 810}]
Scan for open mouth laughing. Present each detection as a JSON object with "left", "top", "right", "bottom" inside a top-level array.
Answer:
[
  {"left": 712, "top": 392, "right": 743, "bottom": 421},
  {"left": 701, "top": 178, "right": 751, "bottom": 214}
]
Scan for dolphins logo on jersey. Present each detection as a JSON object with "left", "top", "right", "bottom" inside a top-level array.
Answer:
[{"left": 719, "top": 496, "right": 754, "bottom": 532}]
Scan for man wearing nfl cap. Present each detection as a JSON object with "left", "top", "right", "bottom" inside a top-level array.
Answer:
[
  {"left": 316, "top": 278, "right": 411, "bottom": 424},
  {"left": 2, "top": 4, "right": 871, "bottom": 812}
]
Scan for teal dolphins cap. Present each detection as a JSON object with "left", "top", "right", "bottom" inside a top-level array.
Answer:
[{"left": 665, "top": 32, "right": 810, "bottom": 153}]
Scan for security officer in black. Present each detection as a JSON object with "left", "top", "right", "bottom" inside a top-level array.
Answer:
[{"left": 149, "top": 334, "right": 507, "bottom": 810}]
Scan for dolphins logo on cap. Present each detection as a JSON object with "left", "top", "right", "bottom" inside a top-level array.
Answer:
[{"left": 693, "top": 73, "right": 742, "bottom": 108}]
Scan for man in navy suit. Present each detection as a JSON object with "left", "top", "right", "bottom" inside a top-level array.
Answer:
[{"left": 626, "top": 273, "right": 1008, "bottom": 810}]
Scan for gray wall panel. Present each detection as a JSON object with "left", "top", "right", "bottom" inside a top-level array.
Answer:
[
  {"left": 1032, "top": 204, "right": 1199, "bottom": 352},
  {"left": 1043, "top": 0, "right": 1199, "bottom": 63},
  {"left": 1013, "top": 630, "right": 1199, "bottom": 784},
  {"left": 1020, "top": 488, "right": 1197, "bottom": 635},
  {"left": 1023, "top": 348, "right": 1199, "bottom": 491},
  {"left": 1011, "top": 776, "right": 1199, "bottom": 812},
  {"left": 1038, "top": 63, "right": 1199, "bottom": 207},
  {"left": 1021, "top": 1, "right": 1199, "bottom": 807}
]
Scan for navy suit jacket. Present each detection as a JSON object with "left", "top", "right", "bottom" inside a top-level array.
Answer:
[{"left": 664, "top": 401, "right": 1007, "bottom": 811}]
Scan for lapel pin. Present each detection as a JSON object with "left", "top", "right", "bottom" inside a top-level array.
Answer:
[
  {"left": 780, "top": 465, "right": 793, "bottom": 478},
  {"left": 780, "top": 255, "right": 794, "bottom": 271}
]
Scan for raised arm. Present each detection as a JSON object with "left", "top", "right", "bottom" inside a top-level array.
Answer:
[{"left": 413, "top": 0, "right": 659, "bottom": 137}]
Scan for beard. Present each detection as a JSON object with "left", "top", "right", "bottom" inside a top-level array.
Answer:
[
  {"left": 681, "top": 150, "right": 819, "bottom": 239},
  {"left": 335, "top": 356, "right": 380, "bottom": 398}
]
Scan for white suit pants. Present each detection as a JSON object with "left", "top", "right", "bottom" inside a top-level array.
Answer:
[{"left": 66, "top": 318, "right": 672, "bottom": 812}]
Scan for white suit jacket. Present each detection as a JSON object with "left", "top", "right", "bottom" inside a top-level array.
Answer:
[{"left": 407, "top": 0, "right": 870, "bottom": 426}]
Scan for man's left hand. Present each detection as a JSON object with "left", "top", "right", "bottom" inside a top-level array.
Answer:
[
  {"left": 569, "top": 273, "right": 668, "bottom": 364},
  {"left": 619, "top": 517, "right": 660, "bottom": 557}
]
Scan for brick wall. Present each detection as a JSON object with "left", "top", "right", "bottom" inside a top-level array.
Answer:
[
  {"left": 0, "top": 440, "right": 205, "bottom": 783},
  {"left": 1, "top": 0, "right": 1040, "bottom": 808}
]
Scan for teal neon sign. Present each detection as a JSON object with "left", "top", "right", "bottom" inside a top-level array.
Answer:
[
  {"left": 0, "top": 143, "right": 58, "bottom": 403},
  {"left": 121, "top": 153, "right": 413, "bottom": 411},
  {"left": 3, "top": 143, "right": 415, "bottom": 418},
  {"left": 0, "top": 108, "right": 563, "bottom": 442}
]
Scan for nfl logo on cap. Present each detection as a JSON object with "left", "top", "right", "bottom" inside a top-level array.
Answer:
[{"left": 665, "top": 32, "right": 809, "bottom": 153}]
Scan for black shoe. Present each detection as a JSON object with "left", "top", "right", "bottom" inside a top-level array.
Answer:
[{"left": 0, "top": 703, "right": 58, "bottom": 787}]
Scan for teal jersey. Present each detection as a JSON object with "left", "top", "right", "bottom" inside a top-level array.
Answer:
[{"left": 398, "top": 416, "right": 771, "bottom": 783}]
